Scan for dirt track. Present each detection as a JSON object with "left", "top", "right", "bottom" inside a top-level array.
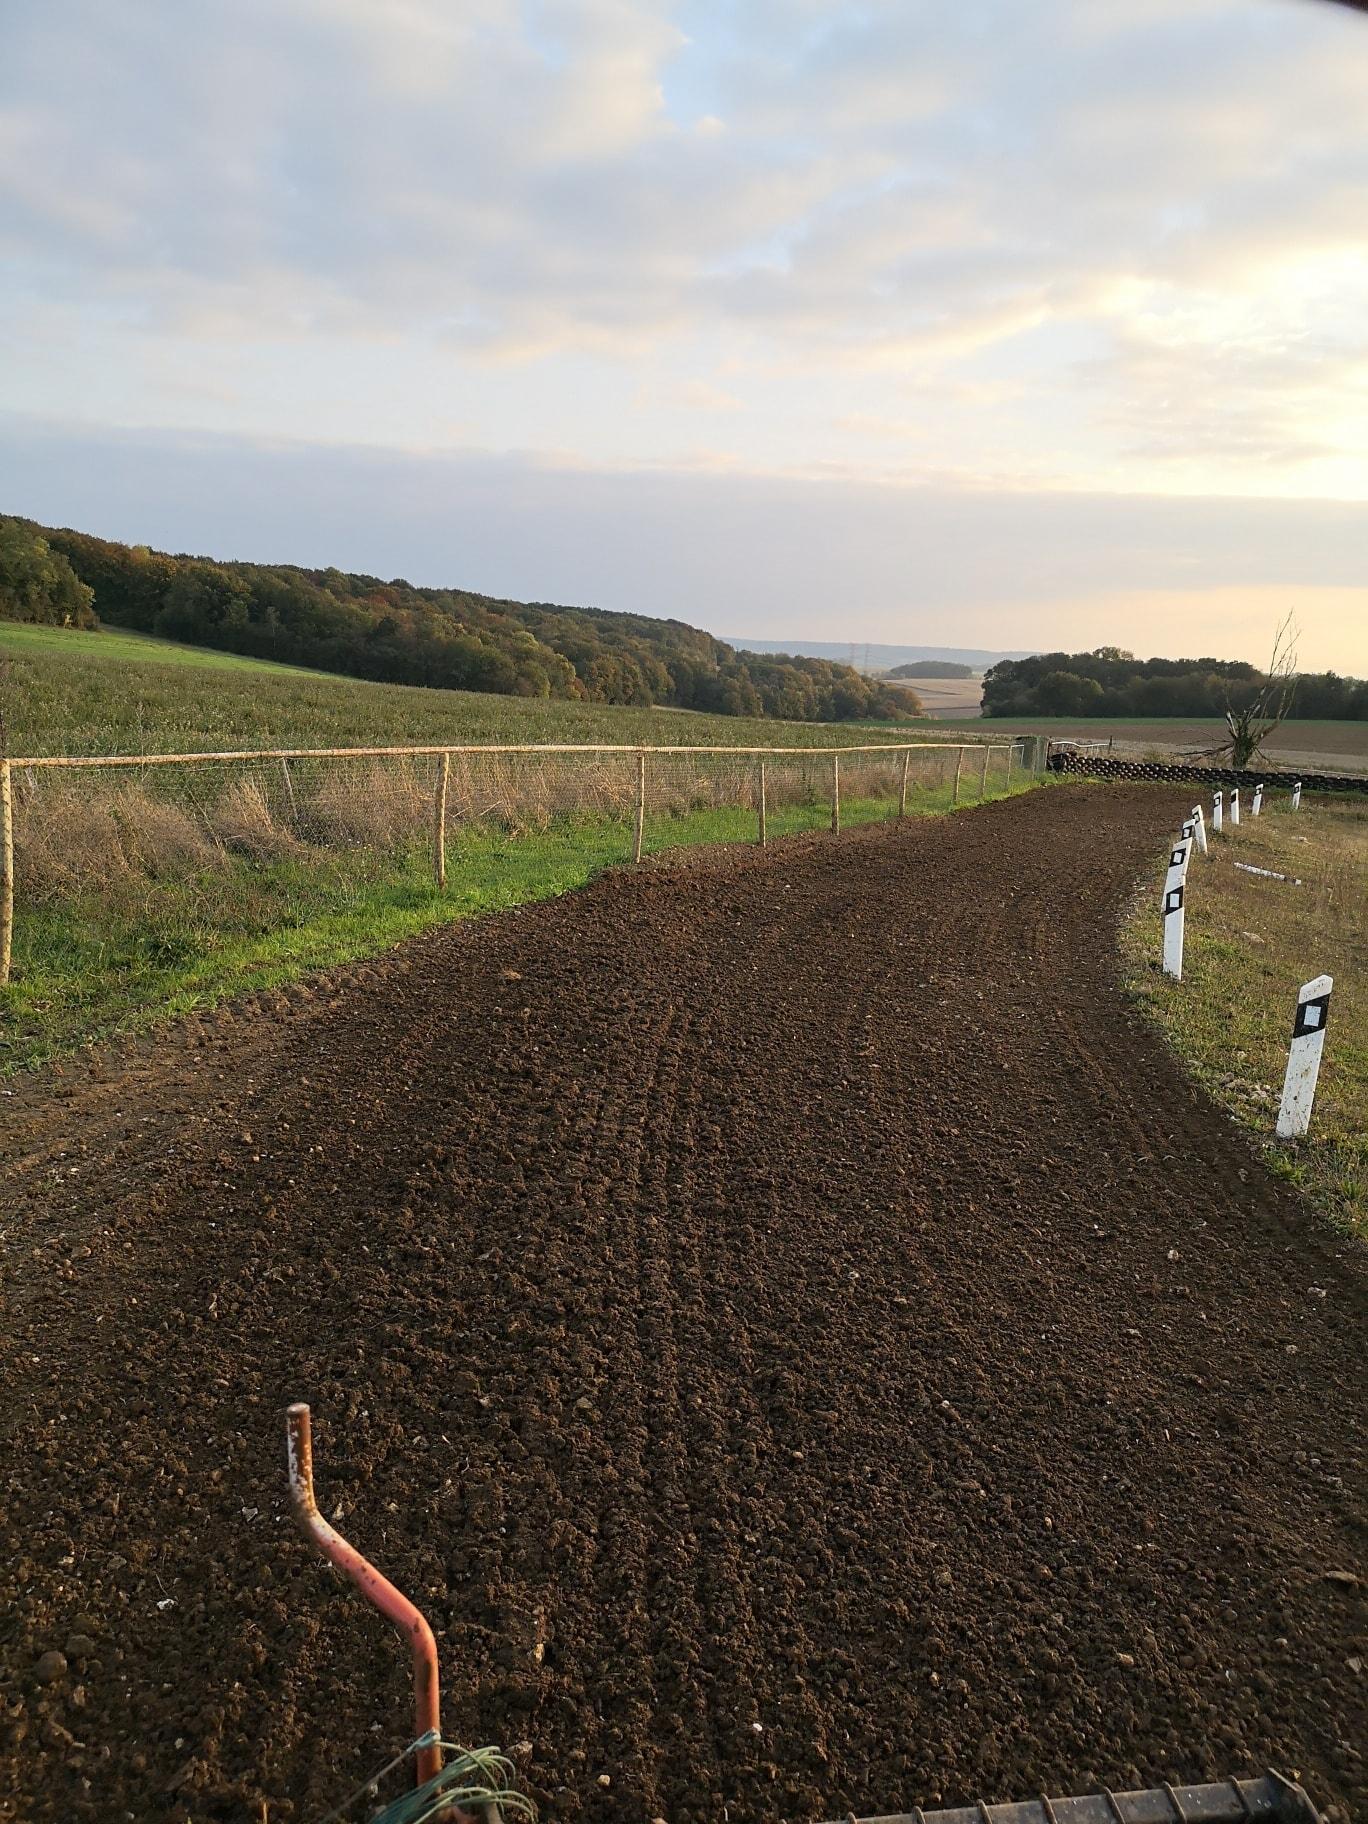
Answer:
[{"left": 1, "top": 785, "right": 1364, "bottom": 1824}]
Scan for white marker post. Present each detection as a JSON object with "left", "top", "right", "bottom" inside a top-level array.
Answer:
[
  {"left": 1212, "top": 789, "right": 1223, "bottom": 835},
  {"left": 1161, "top": 836, "right": 1192, "bottom": 980},
  {"left": 1292, "top": 780, "right": 1302, "bottom": 811},
  {"left": 1230, "top": 788, "right": 1241, "bottom": 827},
  {"left": 1276, "top": 975, "right": 1333, "bottom": 1139},
  {"left": 1252, "top": 782, "right": 1264, "bottom": 817},
  {"left": 1182, "top": 809, "right": 1208, "bottom": 859}
]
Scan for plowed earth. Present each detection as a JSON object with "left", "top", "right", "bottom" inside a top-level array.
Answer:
[{"left": 1, "top": 786, "right": 1364, "bottom": 1824}]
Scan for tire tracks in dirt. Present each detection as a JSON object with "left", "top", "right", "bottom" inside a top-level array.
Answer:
[{"left": 1, "top": 785, "right": 1364, "bottom": 1824}]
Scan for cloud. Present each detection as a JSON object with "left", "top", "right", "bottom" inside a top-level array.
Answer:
[
  {"left": 1, "top": 0, "right": 1366, "bottom": 635},
  {"left": 4, "top": 0, "right": 1366, "bottom": 372},
  {"left": 2, "top": 415, "right": 1364, "bottom": 671}
]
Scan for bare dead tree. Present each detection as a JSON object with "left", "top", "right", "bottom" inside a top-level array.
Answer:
[{"left": 1196, "top": 612, "right": 1299, "bottom": 769}]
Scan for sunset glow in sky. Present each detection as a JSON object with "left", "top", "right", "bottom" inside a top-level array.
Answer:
[{"left": 2, "top": 0, "right": 1366, "bottom": 667}]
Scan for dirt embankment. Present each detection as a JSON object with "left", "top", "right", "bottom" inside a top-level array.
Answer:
[{"left": 1, "top": 785, "right": 1364, "bottom": 1824}]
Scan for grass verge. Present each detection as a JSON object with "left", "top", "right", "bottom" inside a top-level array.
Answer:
[
  {"left": 2, "top": 774, "right": 1039, "bottom": 1074},
  {"left": 1121, "top": 793, "right": 1367, "bottom": 1240}
]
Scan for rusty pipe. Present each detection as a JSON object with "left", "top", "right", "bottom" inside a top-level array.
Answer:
[{"left": 285, "top": 1402, "right": 442, "bottom": 1788}]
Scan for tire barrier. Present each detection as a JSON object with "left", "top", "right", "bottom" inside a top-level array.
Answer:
[{"left": 1046, "top": 749, "right": 1368, "bottom": 795}]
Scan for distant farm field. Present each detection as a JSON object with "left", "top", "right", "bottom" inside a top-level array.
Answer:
[
  {"left": 882, "top": 674, "right": 983, "bottom": 718},
  {"left": 0, "top": 622, "right": 929, "bottom": 759},
  {"left": 940, "top": 713, "right": 1368, "bottom": 771}
]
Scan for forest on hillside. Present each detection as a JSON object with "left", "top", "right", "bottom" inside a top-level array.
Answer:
[
  {"left": 983, "top": 648, "right": 1368, "bottom": 720},
  {"left": 0, "top": 515, "right": 915, "bottom": 724}
]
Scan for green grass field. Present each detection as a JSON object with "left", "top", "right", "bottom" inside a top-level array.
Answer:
[
  {"left": 0, "top": 620, "right": 933, "bottom": 758},
  {"left": 1122, "top": 794, "right": 1367, "bottom": 1239},
  {"left": 1, "top": 622, "right": 1039, "bottom": 1071}
]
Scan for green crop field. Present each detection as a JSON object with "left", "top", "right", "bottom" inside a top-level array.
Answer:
[
  {"left": 1, "top": 622, "right": 1039, "bottom": 1072},
  {"left": 1, "top": 621, "right": 930, "bottom": 758}
]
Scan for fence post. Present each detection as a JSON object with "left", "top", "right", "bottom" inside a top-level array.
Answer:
[
  {"left": 0, "top": 760, "right": 12, "bottom": 988},
  {"left": 758, "top": 757, "right": 767, "bottom": 848},
  {"left": 953, "top": 746, "right": 965, "bottom": 804},
  {"left": 1007, "top": 742, "right": 1015, "bottom": 787},
  {"left": 633, "top": 750, "right": 646, "bottom": 863},
  {"left": 831, "top": 753, "right": 841, "bottom": 833},
  {"left": 978, "top": 744, "right": 990, "bottom": 800},
  {"left": 433, "top": 751, "right": 449, "bottom": 888},
  {"left": 279, "top": 757, "right": 299, "bottom": 829},
  {"left": 898, "top": 749, "right": 911, "bottom": 818}
]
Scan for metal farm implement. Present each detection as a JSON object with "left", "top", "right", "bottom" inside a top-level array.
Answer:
[{"left": 283, "top": 1405, "right": 1323, "bottom": 1824}]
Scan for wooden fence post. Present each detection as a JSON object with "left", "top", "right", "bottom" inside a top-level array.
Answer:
[
  {"left": 758, "top": 757, "right": 767, "bottom": 848},
  {"left": 898, "top": 749, "right": 911, "bottom": 818},
  {"left": 633, "top": 750, "right": 646, "bottom": 863},
  {"left": 433, "top": 751, "right": 449, "bottom": 888},
  {"left": 831, "top": 753, "right": 841, "bottom": 833},
  {"left": 978, "top": 745, "right": 991, "bottom": 800},
  {"left": 1007, "top": 743, "right": 1015, "bottom": 787},
  {"left": 953, "top": 746, "right": 965, "bottom": 804},
  {"left": 0, "top": 760, "right": 12, "bottom": 988},
  {"left": 279, "top": 757, "right": 299, "bottom": 829}
]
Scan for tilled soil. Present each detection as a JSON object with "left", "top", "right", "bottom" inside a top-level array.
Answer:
[{"left": 0, "top": 785, "right": 1364, "bottom": 1824}]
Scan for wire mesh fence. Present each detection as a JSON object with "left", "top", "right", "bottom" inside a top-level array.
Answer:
[{"left": 0, "top": 739, "right": 1035, "bottom": 987}]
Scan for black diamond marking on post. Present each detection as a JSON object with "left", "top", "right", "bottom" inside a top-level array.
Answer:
[
  {"left": 1164, "top": 885, "right": 1184, "bottom": 916},
  {"left": 1170, "top": 847, "right": 1186, "bottom": 868},
  {"left": 1293, "top": 993, "right": 1331, "bottom": 1040}
]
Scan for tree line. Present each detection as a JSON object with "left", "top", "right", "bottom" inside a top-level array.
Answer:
[
  {"left": 982, "top": 648, "right": 1368, "bottom": 720},
  {"left": 0, "top": 518, "right": 96, "bottom": 629},
  {"left": 0, "top": 515, "right": 917, "bottom": 724}
]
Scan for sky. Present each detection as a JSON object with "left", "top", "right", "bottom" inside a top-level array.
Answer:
[{"left": 2, "top": 0, "right": 1366, "bottom": 670}]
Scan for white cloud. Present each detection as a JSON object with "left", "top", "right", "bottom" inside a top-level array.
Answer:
[
  {"left": 3, "top": 414, "right": 1364, "bottom": 669},
  {"left": 1, "top": 0, "right": 1366, "bottom": 656}
]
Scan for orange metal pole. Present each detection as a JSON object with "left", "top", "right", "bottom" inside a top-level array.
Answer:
[{"left": 285, "top": 1403, "right": 442, "bottom": 1787}]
